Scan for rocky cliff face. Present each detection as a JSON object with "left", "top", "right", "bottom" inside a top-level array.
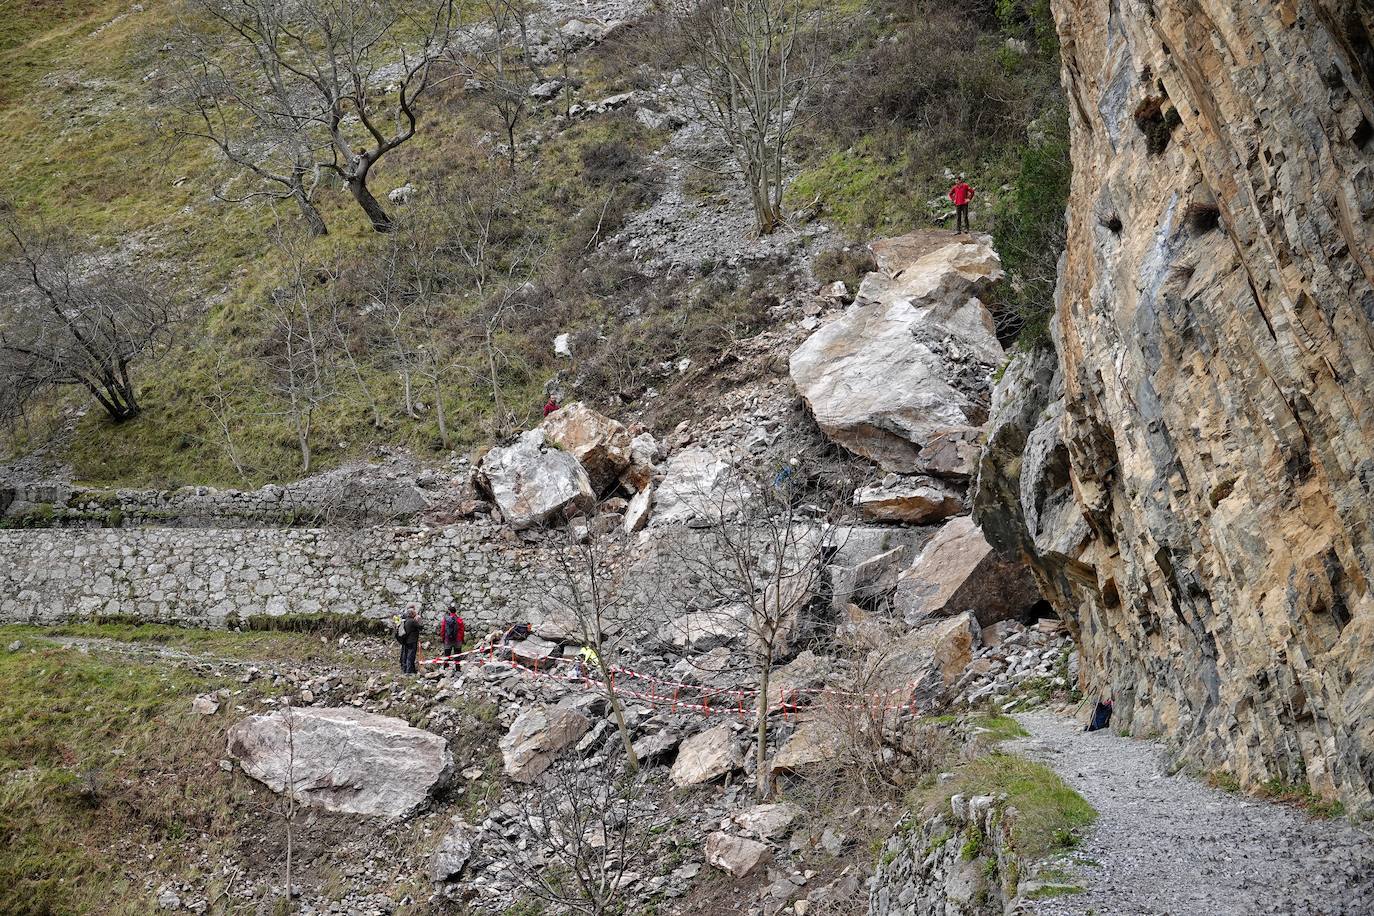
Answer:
[{"left": 979, "top": 0, "right": 1374, "bottom": 810}]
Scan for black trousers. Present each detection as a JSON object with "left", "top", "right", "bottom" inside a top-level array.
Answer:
[
  {"left": 442, "top": 641, "right": 461, "bottom": 667},
  {"left": 955, "top": 203, "right": 970, "bottom": 233},
  {"left": 400, "top": 643, "right": 419, "bottom": 674}
]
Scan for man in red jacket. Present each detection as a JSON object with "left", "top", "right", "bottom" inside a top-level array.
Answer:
[{"left": 949, "top": 174, "right": 975, "bottom": 234}]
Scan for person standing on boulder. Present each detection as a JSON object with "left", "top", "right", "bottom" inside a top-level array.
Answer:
[
  {"left": 542, "top": 396, "right": 560, "bottom": 418},
  {"left": 396, "top": 606, "right": 422, "bottom": 674},
  {"left": 949, "top": 174, "right": 975, "bottom": 234},
  {"left": 439, "top": 607, "right": 464, "bottom": 669}
]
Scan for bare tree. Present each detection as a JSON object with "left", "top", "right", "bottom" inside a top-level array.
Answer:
[
  {"left": 164, "top": 0, "right": 459, "bottom": 233},
  {"left": 280, "top": 702, "right": 301, "bottom": 913},
  {"left": 661, "top": 463, "right": 837, "bottom": 799},
  {"left": 199, "top": 348, "right": 253, "bottom": 481},
  {"left": 462, "top": 0, "right": 542, "bottom": 170},
  {"left": 256, "top": 232, "right": 339, "bottom": 473},
  {"left": 660, "top": 0, "right": 825, "bottom": 234},
  {"left": 0, "top": 213, "right": 175, "bottom": 424},
  {"left": 542, "top": 521, "right": 641, "bottom": 771},
  {"left": 497, "top": 757, "right": 652, "bottom": 916}
]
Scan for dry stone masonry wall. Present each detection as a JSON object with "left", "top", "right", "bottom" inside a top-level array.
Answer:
[
  {"left": 980, "top": 0, "right": 1374, "bottom": 812},
  {"left": 0, "top": 523, "right": 562, "bottom": 631}
]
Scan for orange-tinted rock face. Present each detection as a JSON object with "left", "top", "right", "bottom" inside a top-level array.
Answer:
[{"left": 997, "top": 0, "right": 1374, "bottom": 810}]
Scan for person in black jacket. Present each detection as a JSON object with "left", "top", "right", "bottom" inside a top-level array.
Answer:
[{"left": 396, "top": 606, "right": 422, "bottom": 674}]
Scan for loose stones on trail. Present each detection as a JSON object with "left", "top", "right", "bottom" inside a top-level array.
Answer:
[{"left": 226, "top": 707, "right": 453, "bottom": 818}]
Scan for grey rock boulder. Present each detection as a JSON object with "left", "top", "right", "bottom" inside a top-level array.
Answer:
[
  {"left": 650, "top": 447, "right": 742, "bottom": 527},
  {"left": 853, "top": 475, "right": 966, "bottom": 524},
  {"left": 790, "top": 230, "right": 1004, "bottom": 474},
  {"left": 670, "top": 724, "right": 742, "bottom": 786},
  {"left": 705, "top": 832, "right": 772, "bottom": 878},
  {"left": 226, "top": 707, "right": 452, "bottom": 818},
  {"left": 431, "top": 818, "right": 479, "bottom": 882},
  {"left": 894, "top": 516, "right": 1040, "bottom": 628},
  {"left": 539, "top": 402, "right": 634, "bottom": 493},
  {"left": 477, "top": 429, "right": 595, "bottom": 529},
  {"left": 499, "top": 698, "right": 592, "bottom": 783}
]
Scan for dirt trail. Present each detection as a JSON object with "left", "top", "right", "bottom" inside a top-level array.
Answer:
[{"left": 1008, "top": 711, "right": 1374, "bottom": 916}]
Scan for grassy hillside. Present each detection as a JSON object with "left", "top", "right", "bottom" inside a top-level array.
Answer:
[{"left": 0, "top": 0, "right": 1067, "bottom": 489}]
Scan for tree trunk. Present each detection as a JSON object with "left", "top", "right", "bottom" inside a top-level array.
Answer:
[
  {"left": 296, "top": 415, "right": 312, "bottom": 474},
  {"left": 348, "top": 177, "right": 393, "bottom": 233},
  {"left": 600, "top": 668, "right": 640, "bottom": 772},
  {"left": 755, "top": 655, "right": 772, "bottom": 801},
  {"left": 432, "top": 376, "right": 450, "bottom": 449},
  {"left": 292, "top": 182, "right": 328, "bottom": 237}
]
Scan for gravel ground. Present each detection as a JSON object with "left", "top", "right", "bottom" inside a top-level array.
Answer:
[{"left": 1009, "top": 711, "right": 1374, "bottom": 916}]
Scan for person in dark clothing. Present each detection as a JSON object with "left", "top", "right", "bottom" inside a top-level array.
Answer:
[
  {"left": 396, "top": 606, "right": 422, "bottom": 674},
  {"left": 542, "top": 396, "right": 559, "bottom": 418},
  {"left": 949, "top": 174, "right": 975, "bottom": 233},
  {"left": 1086, "top": 698, "right": 1114, "bottom": 732},
  {"left": 439, "top": 608, "right": 464, "bottom": 669}
]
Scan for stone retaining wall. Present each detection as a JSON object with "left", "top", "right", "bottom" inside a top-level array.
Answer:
[{"left": 0, "top": 523, "right": 559, "bottom": 632}]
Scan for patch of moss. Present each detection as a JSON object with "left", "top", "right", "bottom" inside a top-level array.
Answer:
[{"left": 927, "top": 753, "right": 1097, "bottom": 861}]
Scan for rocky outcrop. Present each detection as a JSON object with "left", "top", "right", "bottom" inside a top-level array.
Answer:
[
  {"left": 790, "top": 231, "right": 1004, "bottom": 475},
  {"left": 477, "top": 429, "right": 594, "bottom": 529},
  {"left": 226, "top": 708, "right": 453, "bottom": 818},
  {"left": 977, "top": 0, "right": 1374, "bottom": 810}
]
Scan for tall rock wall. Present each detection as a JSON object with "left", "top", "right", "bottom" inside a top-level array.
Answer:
[{"left": 983, "top": 0, "right": 1374, "bottom": 810}]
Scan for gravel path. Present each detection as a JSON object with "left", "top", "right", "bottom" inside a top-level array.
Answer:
[{"left": 1008, "top": 711, "right": 1374, "bottom": 916}]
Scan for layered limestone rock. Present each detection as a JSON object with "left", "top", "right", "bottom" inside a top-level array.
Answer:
[
  {"left": 978, "top": 0, "right": 1374, "bottom": 810},
  {"left": 790, "top": 231, "right": 1005, "bottom": 475}
]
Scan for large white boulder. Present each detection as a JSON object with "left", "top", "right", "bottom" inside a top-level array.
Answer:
[
  {"left": 477, "top": 429, "right": 595, "bottom": 529},
  {"left": 790, "top": 231, "right": 1004, "bottom": 474},
  {"left": 539, "top": 402, "right": 634, "bottom": 492},
  {"left": 227, "top": 707, "right": 452, "bottom": 818}
]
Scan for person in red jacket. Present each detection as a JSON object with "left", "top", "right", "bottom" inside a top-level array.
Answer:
[
  {"left": 439, "top": 608, "right": 464, "bottom": 669},
  {"left": 542, "top": 396, "right": 559, "bottom": 418},
  {"left": 949, "top": 174, "right": 975, "bottom": 234}
]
